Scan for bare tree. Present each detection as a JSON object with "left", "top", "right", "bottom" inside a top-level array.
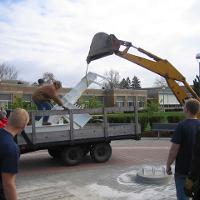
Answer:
[
  {"left": 0, "top": 63, "right": 18, "bottom": 80},
  {"left": 42, "top": 72, "right": 55, "bottom": 84},
  {"left": 153, "top": 77, "right": 167, "bottom": 87},
  {"left": 103, "top": 69, "right": 120, "bottom": 89}
]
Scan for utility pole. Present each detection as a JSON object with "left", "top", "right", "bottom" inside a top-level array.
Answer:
[
  {"left": 162, "top": 86, "right": 165, "bottom": 112},
  {"left": 196, "top": 53, "right": 200, "bottom": 78}
]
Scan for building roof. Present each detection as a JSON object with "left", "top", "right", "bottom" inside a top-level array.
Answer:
[{"left": 0, "top": 79, "right": 28, "bottom": 85}]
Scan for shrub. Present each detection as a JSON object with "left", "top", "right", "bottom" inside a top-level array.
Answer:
[
  {"left": 107, "top": 113, "right": 135, "bottom": 123},
  {"left": 138, "top": 115, "right": 148, "bottom": 132},
  {"left": 167, "top": 115, "right": 185, "bottom": 123},
  {"left": 149, "top": 115, "right": 165, "bottom": 127},
  {"left": 108, "top": 114, "right": 125, "bottom": 123},
  {"left": 89, "top": 115, "right": 103, "bottom": 123}
]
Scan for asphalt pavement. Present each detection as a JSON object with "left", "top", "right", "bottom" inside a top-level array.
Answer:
[{"left": 17, "top": 138, "right": 176, "bottom": 200}]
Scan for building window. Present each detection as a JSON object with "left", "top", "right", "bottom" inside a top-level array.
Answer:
[
  {"left": 138, "top": 96, "right": 145, "bottom": 108},
  {"left": 95, "top": 96, "right": 104, "bottom": 105},
  {"left": 127, "top": 96, "right": 136, "bottom": 107},
  {"left": 116, "top": 96, "right": 125, "bottom": 107},
  {"left": 0, "top": 94, "right": 12, "bottom": 109},
  {"left": 78, "top": 96, "right": 104, "bottom": 108},
  {"left": 23, "top": 94, "right": 32, "bottom": 102}
]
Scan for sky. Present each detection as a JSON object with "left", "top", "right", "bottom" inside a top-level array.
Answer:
[{"left": 0, "top": 0, "right": 200, "bottom": 88}]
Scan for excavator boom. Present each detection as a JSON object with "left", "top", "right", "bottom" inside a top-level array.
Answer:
[{"left": 87, "top": 32, "right": 200, "bottom": 105}]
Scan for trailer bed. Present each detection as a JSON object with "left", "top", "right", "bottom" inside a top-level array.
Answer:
[
  {"left": 17, "top": 106, "right": 141, "bottom": 165},
  {"left": 18, "top": 123, "right": 138, "bottom": 145}
]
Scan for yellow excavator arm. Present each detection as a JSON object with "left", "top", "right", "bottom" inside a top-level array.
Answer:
[{"left": 87, "top": 32, "right": 200, "bottom": 105}]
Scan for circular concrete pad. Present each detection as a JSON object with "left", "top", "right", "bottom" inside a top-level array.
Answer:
[{"left": 136, "top": 167, "right": 172, "bottom": 185}]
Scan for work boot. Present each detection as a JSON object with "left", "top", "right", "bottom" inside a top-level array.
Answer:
[{"left": 42, "top": 122, "right": 52, "bottom": 125}]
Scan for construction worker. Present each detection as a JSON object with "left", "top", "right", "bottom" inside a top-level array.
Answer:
[
  {"left": 32, "top": 80, "right": 67, "bottom": 125},
  {"left": 37, "top": 78, "right": 45, "bottom": 86}
]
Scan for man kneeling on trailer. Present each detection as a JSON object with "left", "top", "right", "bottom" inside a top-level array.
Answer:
[{"left": 32, "top": 80, "right": 67, "bottom": 125}]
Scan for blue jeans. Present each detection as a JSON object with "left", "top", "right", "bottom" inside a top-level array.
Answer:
[
  {"left": 34, "top": 101, "right": 53, "bottom": 123},
  {"left": 175, "top": 174, "right": 190, "bottom": 200}
]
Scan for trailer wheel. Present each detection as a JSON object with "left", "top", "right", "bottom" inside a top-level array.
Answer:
[
  {"left": 61, "top": 146, "right": 83, "bottom": 166},
  {"left": 90, "top": 143, "right": 112, "bottom": 163},
  {"left": 48, "top": 149, "right": 61, "bottom": 159}
]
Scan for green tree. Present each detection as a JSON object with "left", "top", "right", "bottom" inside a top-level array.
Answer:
[
  {"left": 11, "top": 97, "right": 36, "bottom": 111},
  {"left": 145, "top": 99, "right": 160, "bottom": 129},
  {"left": 193, "top": 75, "right": 200, "bottom": 97},
  {"left": 119, "top": 78, "right": 128, "bottom": 89},
  {"left": 131, "top": 76, "right": 141, "bottom": 89},
  {"left": 146, "top": 99, "right": 160, "bottom": 114},
  {"left": 126, "top": 77, "right": 131, "bottom": 89},
  {"left": 79, "top": 97, "right": 103, "bottom": 108},
  {"left": 87, "top": 97, "right": 103, "bottom": 108}
]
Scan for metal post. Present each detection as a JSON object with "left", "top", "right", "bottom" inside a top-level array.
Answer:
[
  {"left": 162, "top": 86, "right": 165, "bottom": 112},
  {"left": 103, "top": 107, "right": 108, "bottom": 138},
  {"left": 69, "top": 110, "right": 74, "bottom": 141},
  {"left": 31, "top": 111, "right": 36, "bottom": 144},
  {"left": 134, "top": 96, "right": 139, "bottom": 135},
  {"left": 196, "top": 53, "right": 200, "bottom": 77},
  {"left": 199, "top": 62, "right": 200, "bottom": 78},
  {"left": 163, "top": 91, "right": 164, "bottom": 111}
]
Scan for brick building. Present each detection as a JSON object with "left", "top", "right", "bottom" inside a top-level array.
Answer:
[{"left": 0, "top": 80, "right": 147, "bottom": 109}]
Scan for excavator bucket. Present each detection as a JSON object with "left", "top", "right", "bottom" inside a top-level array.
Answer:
[{"left": 87, "top": 32, "right": 120, "bottom": 64}]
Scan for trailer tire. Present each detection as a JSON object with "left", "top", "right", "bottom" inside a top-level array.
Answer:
[
  {"left": 61, "top": 146, "right": 83, "bottom": 166},
  {"left": 90, "top": 143, "right": 112, "bottom": 163},
  {"left": 48, "top": 149, "right": 61, "bottom": 159}
]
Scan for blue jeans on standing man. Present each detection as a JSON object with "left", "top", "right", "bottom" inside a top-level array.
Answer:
[
  {"left": 34, "top": 101, "right": 53, "bottom": 123},
  {"left": 175, "top": 173, "right": 190, "bottom": 200}
]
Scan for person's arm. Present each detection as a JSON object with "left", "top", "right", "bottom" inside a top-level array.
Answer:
[
  {"left": 47, "top": 87, "right": 67, "bottom": 109},
  {"left": 2, "top": 172, "right": 17, "bottom": 200},
  {"left": 166, "top": 143, "right": 180, "bottom": 174},
  {"left": 51, "top": 95, "right": 64, "bottom": 107},
  {"left": 47, "top": 88, "right": 64, "bottom": 107},
  {"left": 51, "top": 94, "right": 67, "bottom": 109}
]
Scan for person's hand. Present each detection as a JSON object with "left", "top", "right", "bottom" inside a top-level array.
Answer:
[
  {"left": 62, "top": 106, "right": 68, "bottom": 110},
  {"left": 184, "top": 177, "right": 194, "bottom": 197},
  {"left": 166, "top": 165, "right": 172, "bottom": 175}
]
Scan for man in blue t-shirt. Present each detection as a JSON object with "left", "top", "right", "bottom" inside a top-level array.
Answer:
[
  {"left": 184, "top": 127, "right": 200, "bottom": 199},
  {"left": 166, "top": 98, "right": 200, "bottom": 200},
  {"left": 0, "top": 108, "right": 29, "bottom": 200}
]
